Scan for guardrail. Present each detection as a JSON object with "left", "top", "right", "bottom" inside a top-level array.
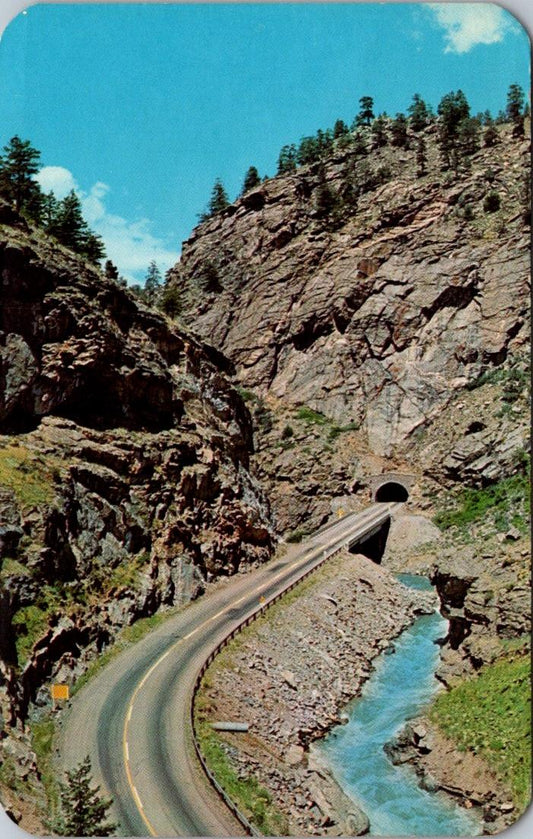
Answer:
[{"left": 190, "top": 508, "right": 392, "bottom": 836}]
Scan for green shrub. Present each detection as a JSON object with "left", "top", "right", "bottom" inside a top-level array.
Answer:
[
  {"left": 236, "top": 386, "right": 258, "bottom": 403},
  {"left": 434, "top": 468, "right": 530, "bottom": 533},
  {"left": 12, "top": 605, "right": 49, "bottom": 664},
  {"left": 159, "top": 283, "right": 181, "bottom": 318},
  {"left": 31, "top": 717, "right": 59, "bottom": 813},
  {"left": 295, "top": 406, "right": 328, "bottom": 425},
  {"left": 0, "top": 557, "right": 30, "bottom": 578},
  {"left": 328, "top": 420, "right": 359, "bottom": 441},
  {"left": 0, "top": 443, "right": 59, "bottom": 507},
  {"left": 484, "top": 190, "right": 501, "bottom": 213},
  {"left": 285, "top": 528, "right": 307, "bottom": 543}
]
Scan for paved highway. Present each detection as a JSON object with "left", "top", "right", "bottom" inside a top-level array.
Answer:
[{"left": 58, "top": 503, "right": 397, "bottom": 836}]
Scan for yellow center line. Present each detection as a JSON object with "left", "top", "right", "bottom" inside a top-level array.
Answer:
[{"left": 122, "top": 507, "right": 389, "bottom": 834}]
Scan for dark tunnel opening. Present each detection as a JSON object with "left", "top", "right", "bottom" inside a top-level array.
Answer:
[
  {"left": 375, "top": 481, "right": 409, "bottom": 502},
  {"left": 351, "top": 517, "right": 391, "bottom": 564}
]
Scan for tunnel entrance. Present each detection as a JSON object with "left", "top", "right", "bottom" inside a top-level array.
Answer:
[
  {"left": 350, "top": 516, "right": 391, "bottom": 564},
  {"left": 375, "top": 481, "right": 409, "bottom": 502}
]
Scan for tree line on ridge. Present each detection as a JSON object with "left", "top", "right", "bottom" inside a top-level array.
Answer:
[{"left": 201, "top": 84, "right": 528, "bottom": 220}]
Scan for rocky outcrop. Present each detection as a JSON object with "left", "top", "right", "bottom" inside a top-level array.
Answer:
[
  {"left": 384, "top": 719, "right": 515, "bottom": 835},
  {"left": 0, "top": 217, "right": 275, "bottom": 728},
  {"left": 169, "top": 125, "right": 530, "bottom": 461},
  {"left": 430, "top": 550, "right": 530, "bottom": 683}
]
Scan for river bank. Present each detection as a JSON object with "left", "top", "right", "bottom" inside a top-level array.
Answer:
[
  {"left": 384, "top": 713, "right": 516, "bottom": 835},
  {"left": 196, "top": 548, "right": 435, "bottom": 835}
]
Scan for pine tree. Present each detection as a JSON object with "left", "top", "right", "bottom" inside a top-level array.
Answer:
[
  {"left": 296, "top": 135, "right": 321, "bottom": 166},
  {"left": 208, "top": 179, "right": 230, "bottom": 215},
  {"left": 241, "top": 165, "right": 261, "bottom": 194},
  {"left": 24, "top": 186, "right": 45, "bottom": 225},
  {"left": 50, "top": 190, "right": 90, "bottom": 251},
  {"left": 437, "top": 90, "right": 471, "bottom": 171},
  {"left": 408, "top": 94, "right": 430, "bottom": 132},
  {"left": 160, "top": 280, "right": 181, "bottom": 317},
  {"left": 483, "top": 116, "right": 499, "bottom": 147},
  {"left": 333, "top": 119, "right": 349, "bottom": 139},
  {"left": 438, "top": 90, "right": 470, "bottom": 135},
  {"left": 390, "top": 113, "right": 409, "bottom": 148},
  {"left": 355, "top": 96, "right": 374, "bottom": 127},
  {"left": 104, "top": 259, "right": 119, "bottom": 280},
  {"left": 315, "top": 128, "right": 333, "bottom": 156},
  {"left": 54, "top": 756, "right": 117, "bottom": 837},
  {"left": 0, "top": 136, "right": 42, "bottom": 214},
  {"left": 83, "top": 232, "right": 106, "bottom": 265},
  {"left": 370, "top": 115, "right": 388, "bottom": 148},
  {"left": 458, "top": 117, "right": 480, "bottom": 156},
  {"left": 277, "top": 144, "right": 297, "bottom": 175},
  {"left": 41, "top": 190, "right": 59, "bottom": 229},
  {"left": 144, "top": 260, "right": 162, "bottom": 305},
  {"left": 506, "top": 83, "right": 525, "bottom": 138}
]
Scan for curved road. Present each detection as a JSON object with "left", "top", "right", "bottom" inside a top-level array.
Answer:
[{"left": 58, "top": 504, "right": 396, "bottom": 836}]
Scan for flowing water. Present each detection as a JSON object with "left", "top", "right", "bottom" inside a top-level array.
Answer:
[{"left": 317, "top": 574, "right": 483, "bottom": 836}]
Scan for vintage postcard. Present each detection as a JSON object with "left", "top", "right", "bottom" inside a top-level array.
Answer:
[{"left": 0, "top": 2, "right": 530, "bottom": 837}]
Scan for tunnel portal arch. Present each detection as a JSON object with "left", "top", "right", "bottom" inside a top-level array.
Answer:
[
  {"left": 375, "top": 481, "right": 409, "bottom": 502},
  {"left": 368, "top": 472, "right": 413, "bottom": 503}
]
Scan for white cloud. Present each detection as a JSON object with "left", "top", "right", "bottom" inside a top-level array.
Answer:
[
  {"left": 36, "top": 168, "right": 180, "bottom": 283},
  {"left": 36, "top": 166, "right": 78, "bottom": 199},
  {"left": 428, "top": 3, "right": 516, "bottom": 53}
]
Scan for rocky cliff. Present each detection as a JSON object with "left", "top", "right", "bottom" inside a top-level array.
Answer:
[
  {"left": 168, "top": 123, "right": 530, "bottom": 532},
  {"left": 0, "top": 116, "right": 530, "bottom": 831},
  {"left": 0, "top": 208, "right": 275, "bottom": 741}
]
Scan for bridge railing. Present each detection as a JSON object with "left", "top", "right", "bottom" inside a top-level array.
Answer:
[{"left": 190, "top": 516, "right": 390, "bottom": 836}]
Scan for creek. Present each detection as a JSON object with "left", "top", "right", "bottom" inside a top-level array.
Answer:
[{"left": 316, "top": 574, "right": 483, "bottom": 836}]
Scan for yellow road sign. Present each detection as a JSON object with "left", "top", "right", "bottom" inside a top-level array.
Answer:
[{"left": 51, "top": 684, "right": 69, "bottom": 701}]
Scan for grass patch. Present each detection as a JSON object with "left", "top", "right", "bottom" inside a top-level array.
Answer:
[
  {"left": 430, "top": 650, "right": 531, "bottom": 812},
  {"left": 466, "top": 363, "right": 530, "bottom": 399},
  {"left": 433, "top": 465, "right": 530, "bottom": 534},
  {"left": 295, "top": 406, "right": 328, "bottom": 425},
  {"left": 194, "top": 720, "right": 288, "bottom": 835},
  {"left": 0, "top": 442, "right": 61, "bottom": 508},
  {"left": 0, "top": 754, "right": 19, "bottom": 792},
  {"left": 327, "top": 420, "right": 359, "bottom": 441},
  {"left": 236, "top": 386, "right": 258, "bottom": 403},
  {"left": 294, "top": 406, "right": 359, "bottom": 442},
  {"left": 90, "top": 552, "right": 150, "bottom": 595},
  {"left": 31, "top": 717, "right": 59, "bottom": 816},
  {"left": 12, "top": 605, "right": 49, "bottom": 664},
  {"left": 0, "top": 557, "right": 31, "bottom": 578},
  {"left": 10, "top": 552, "right": 156, "bottom": 670}
]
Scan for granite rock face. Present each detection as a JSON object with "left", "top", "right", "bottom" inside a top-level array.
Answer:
[
  {"left": 0, "top": 218, "right": 274, "bottom": 726},
  {"left": 169, "top": 126, "right": 530, "bottom": 460}
]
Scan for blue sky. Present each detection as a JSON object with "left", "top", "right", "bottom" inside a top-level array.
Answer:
[{"left": 0, "top": 2, "right": 530, "bottom": 283}]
